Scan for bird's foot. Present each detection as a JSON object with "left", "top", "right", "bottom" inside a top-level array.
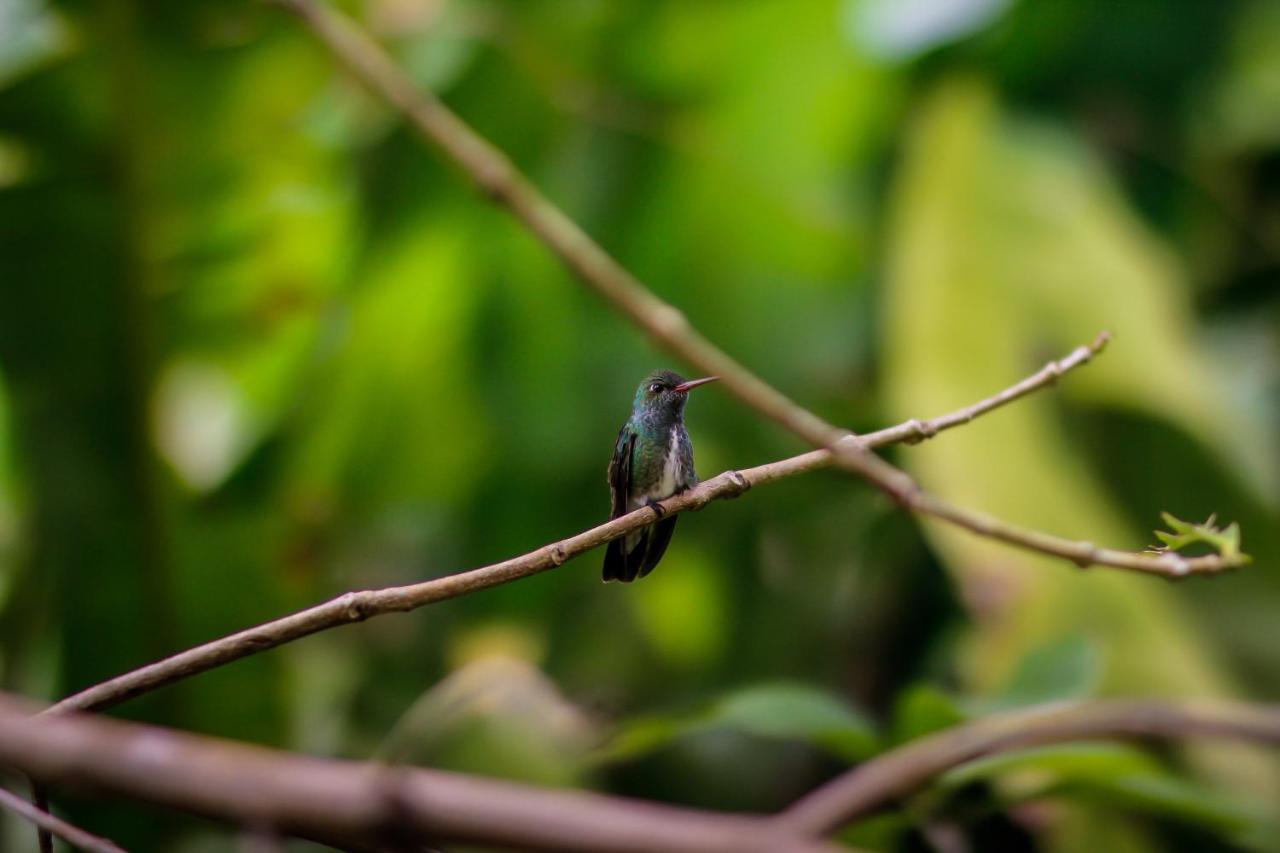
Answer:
[{"left": 644, "top": 497, "right": 667, "bottom": 520}]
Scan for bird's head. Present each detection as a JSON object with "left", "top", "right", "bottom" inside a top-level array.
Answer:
[{"left": 632, "top": 370, "right": 718, "bottom": 420}]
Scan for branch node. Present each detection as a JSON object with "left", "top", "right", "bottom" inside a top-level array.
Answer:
[
  {"left": 1163, "top": 553, "right": 1194, "bottom": 579},
  {"left": 242, "top": 633, "right": 276, "bottom": 651},
  {"left": 339, "top": 592, "right": 369, "bottom": 622},
  {"left": 548, "top": 544, "right": 569, "bottom": 566},
  {"left": 1072, "top": 542, "right": 1099, "bottom": 569},
  {"left": 727, "top": 470, "right": 751, "bottom": 497},
  {"left": 904, "top": 418, "right": 939, "bottom": 445},
  {"left": 473, "top": 160, "right": 511, "bottom": 202}
]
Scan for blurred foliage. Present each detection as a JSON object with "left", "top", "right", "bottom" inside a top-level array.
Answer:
[
  {"left": 601, "top": 681, "right": 878, "bottom": 766},
  {"left": 1, "top": 0, "right": 1278, "bottom": 851}
]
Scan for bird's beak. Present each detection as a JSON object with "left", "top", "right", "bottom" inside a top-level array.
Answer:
[{"left": 673, "top": 376, "right": 718, "bottom": 393}]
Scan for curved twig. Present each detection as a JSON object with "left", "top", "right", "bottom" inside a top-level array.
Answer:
[
  {"left": 46, "top": 339, "right": 1100, "bottom": 717},
  {"left": 275, "top": 0, "right": 1245, "bottom": 580},
  {"left": 774, "top": 699, "right": 1280, "bottom": 835},
  {"left": 0, "top": 785, "right": 126, "bottom": 853}
]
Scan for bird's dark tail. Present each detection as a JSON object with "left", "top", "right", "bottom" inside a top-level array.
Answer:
[
  {"left": 602, "top": 517, "right": 679, "bottom": 583},
  {"left": 602, "top": 535, "right": 638, "bottom": 582}
]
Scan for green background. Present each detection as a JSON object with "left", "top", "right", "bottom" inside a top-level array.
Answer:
[{"left": 1, "top": 0, "right": 1278, "bottom": 850}]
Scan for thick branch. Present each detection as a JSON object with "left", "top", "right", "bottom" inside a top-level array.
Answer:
[
  {"left": 47, "top": 341, "right": 1098, "bottom": 716},
  {"left": 276, "top": 0, "right": 1244, "bottom": 579},
  {"left": 0, "top": 785, "right": 125, "bottom": 853},
  {"left": 0, "top": 695, "right": 835, "bottom": 853},
  {"left": 9, "top": 695, "right": 1280, "bottom": 851},
  {"left": 774, "top": 699, "right": 1280, "bottom": 835}
]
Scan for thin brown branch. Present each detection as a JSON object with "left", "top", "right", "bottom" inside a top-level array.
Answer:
[
  {"left": 774, "top": 699, "right": 1280, "bottom": 835},
  {"left": 0, "top": 695, "right": 837, "bottom": 853},
  {"left": 47, "top": 341, "right": 1098, "bottom": 717},
  {"left": 275, "top": 0, "right": 1245, "bottom": 579},
  {"left": 0, "top": 784, "right": 126, "bottom": 853}
]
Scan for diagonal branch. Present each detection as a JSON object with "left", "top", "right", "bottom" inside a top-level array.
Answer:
[
  {"left": 275, "top": 0, "right": 1246, "bottom": 580},
  {"left": 1, "top": 694, "right": 838, "bottom": 853},
  {"left": 46, "top": 339, "right": 1099, "bottom": 717},
  {"left": 773, "top": 699, "right": 1280, "bottom": 835},
  {"left": 0, "top": 785, "right": 125, "bottom": 853}
]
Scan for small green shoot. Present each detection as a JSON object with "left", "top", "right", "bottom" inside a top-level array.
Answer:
[{"left": 1147, "top": 513, "right": 1249, "bottom": 565}]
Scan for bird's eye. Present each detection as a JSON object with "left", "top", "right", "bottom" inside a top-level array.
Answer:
[{"left": 649, "top": 383, "right": 663, "bottom": 394}]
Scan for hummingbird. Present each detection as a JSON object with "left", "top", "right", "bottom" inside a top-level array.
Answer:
[{"left": 603, "top": 370, "right": 718, "bottom": 583}]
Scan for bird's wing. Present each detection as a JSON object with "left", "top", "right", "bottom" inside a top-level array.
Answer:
[
  {"left": 607, "top": 426, "right": 635, "bottom": 520},
  {"left": 604, "top": 427, "right": 641, "bottom": 582}
]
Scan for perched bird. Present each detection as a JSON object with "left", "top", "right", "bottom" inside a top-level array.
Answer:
[{"left": 603, "top": 370, "right": 718, "bottom": 583}]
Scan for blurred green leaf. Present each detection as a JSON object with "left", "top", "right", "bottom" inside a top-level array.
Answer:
[
  {"left": 941, "top": 742, "right": 1161, "bottom": 789},
  {"left": 601, "top": 682, "right": 877, "bottom": 764},
  {"left": 706, "top": 683, "right": 878, "bottom": 761},
  {"left": 837, "top": 811, "right": 915, "bottom": 850},
  {"left": 974, "top": 634, "right": 1101, "bottom": 713},
  {"left": 891, "top": 684, "right": 969, "bottom": 744},
  {"left": 597, "top": 714, "right": 691, "bottom": 764},
  {"left": 1077, "top": 774, "right": 1273, "bottom": 842},
  {"left": 938, "top": 742, "right": 1279, "bottom": 848}
]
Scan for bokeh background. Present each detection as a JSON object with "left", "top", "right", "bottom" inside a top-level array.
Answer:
[{"left": 1, "top": 0, "right": 1278, "bottom": 850}]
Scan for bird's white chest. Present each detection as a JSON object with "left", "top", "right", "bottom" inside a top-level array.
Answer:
[{"left": 654, "top": 426, "right": 681, "bottom": 498}]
